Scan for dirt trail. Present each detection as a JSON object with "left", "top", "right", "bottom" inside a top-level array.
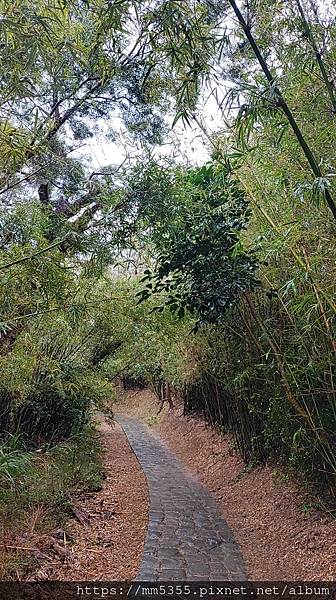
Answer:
[
  {"left": 13, "top": 419, "right": 149, "bottom": 582},
  {"left": 51, "top": 419, "right": 148, "bottom": 580}
]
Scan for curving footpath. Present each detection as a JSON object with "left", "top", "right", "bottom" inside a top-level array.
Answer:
[{"left": 117, "top": 415, "right": 246, "bottom": 581}]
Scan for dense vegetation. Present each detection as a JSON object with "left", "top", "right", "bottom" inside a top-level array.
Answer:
[{"left": 0, "top": 0, "right": 335, "bottom": 525}]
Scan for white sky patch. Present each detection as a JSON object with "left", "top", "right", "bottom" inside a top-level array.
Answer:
[
  {"left": 74, "top": 0, "right": 336, "bottom": 172},
  {"left": 74, "top": 89, "right": 224, "bottom": 171}
]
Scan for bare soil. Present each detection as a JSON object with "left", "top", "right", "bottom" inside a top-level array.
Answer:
[
  {"left": 0, "top": 418, "right": 148, "bottom": 581},
  {"left": 118, "top": 388, "right": 336, "bottom": 581}
]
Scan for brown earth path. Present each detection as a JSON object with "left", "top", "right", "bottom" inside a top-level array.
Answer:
[{"left": 48, "top": 418, "right": 148, "bottom": 581}]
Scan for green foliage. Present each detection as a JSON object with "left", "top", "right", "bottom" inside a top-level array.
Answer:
[
  {"left": 159, "top": 0, "right": 336, "bottom": 498},
  {"left": 0, "top": 423, "right": 103, "bottom": 572},
  {"left": 94, "top": 278, "right": 195, "bottom": 390},
  {"left": 0, "top": 0, "right": 223, "bottom": 236},
  {"left": 0, "top": 0, "right": 335, "bottom": 509},
  {"left": 0, "top": 446, "right": 33, "bottom": 486},
  {"left": 147, "top": 415, "right": 158, "bottom": 427},
  {"left": 113, "top": 143, "right": 335, "bottom": 498},
  {"left": 130, "top": 161, "right": 260, "bottom": 326},
  {"left": 0, "top": 201, "right": 117, "bottom": 445}
]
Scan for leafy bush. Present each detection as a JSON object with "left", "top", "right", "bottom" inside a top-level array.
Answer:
[
  {"left": 133, "top": 161, "right": 260, "bottom": 326},
  {"left": 0, "top": 206, "right": 116, "bottom": 447}
]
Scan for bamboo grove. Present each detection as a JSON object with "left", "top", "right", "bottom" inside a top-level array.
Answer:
[{"left": 0, "top": 0, "right": 335, "bottom": 503}]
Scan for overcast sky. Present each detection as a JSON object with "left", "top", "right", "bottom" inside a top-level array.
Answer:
[
  {"left": 75, "top": 91, "right": 222, "bottom": 172},
  {"left": 75, "top": 0, "right": 336, "bottom": 172}
]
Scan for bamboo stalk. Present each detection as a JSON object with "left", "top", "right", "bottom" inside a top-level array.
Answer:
[
  {"left": 294, "top": 0, "right": 336, "bottom": 114},
  {"left": 301, "top": 246, "right": 336, "bottom": 353},
  {"left": 228, "top": 0, "right": 336, "bottom": 220},
  {"left": 192, "top": 113, "right": 336, "bottom": 314},
  {"left": 243, "top": 293, "right": 316, "bottom": 426},
  {"left": 0, "top": 238, "right": 68, "bottom": 271}
]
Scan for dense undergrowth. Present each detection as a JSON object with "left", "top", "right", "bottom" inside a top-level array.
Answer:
[{"left": 0, "top": 424, "right": 103, "bottom": 579}]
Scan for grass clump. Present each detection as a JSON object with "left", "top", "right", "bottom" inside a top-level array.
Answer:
[{"left": 0, "top": 424, "right": 103, "bottom": 528}]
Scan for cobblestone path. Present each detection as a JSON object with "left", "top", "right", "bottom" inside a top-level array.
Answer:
[{"left": 117, "top": 415, "right": 246, "bottom": 581}]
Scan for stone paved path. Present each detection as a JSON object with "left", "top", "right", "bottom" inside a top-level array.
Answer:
[{"left": 117, "top": 415, "right": 246, "bottom": 581}]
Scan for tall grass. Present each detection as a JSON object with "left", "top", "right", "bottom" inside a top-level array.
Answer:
[{"left": 0, "top": 424, "right": 103, "bottom": 529}]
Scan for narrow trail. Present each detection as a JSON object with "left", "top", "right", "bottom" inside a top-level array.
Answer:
[{"left": 117, "top": 415, "right": 246, "bottom": 581}]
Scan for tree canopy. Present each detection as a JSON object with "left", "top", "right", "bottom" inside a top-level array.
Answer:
[{"left": 0, "top": 0, "right": 335, "bottom": 499}]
